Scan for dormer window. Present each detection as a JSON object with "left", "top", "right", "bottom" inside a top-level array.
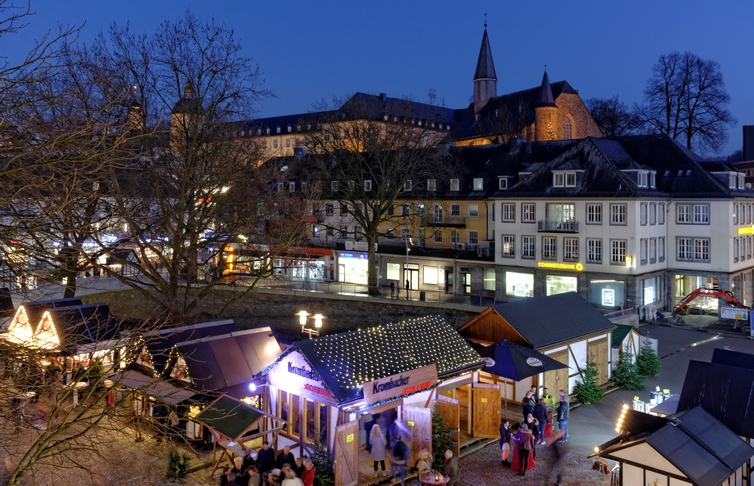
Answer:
[
  {"left": 404, "top": 180, "right": 412, "bottom": 191},
  {"left": 289, "top": 182, "right": 296, "bottom": 192},
  {"left": 417, "top": 120, "right": 422, "bottom": 126},
  {"left": 276, "top": 126, "right": 281, "bottom": 134},
  {"left": 637, "top": 172, "right": 648, "bottom": 188},
  {"left": 364, "top": 180, "right": 372, "bottom": 191},
  {"left": 498, "top": 178, "right": 508, "bottom": 190},
  {"left": 565, "top": 173, "right": 576, "bottom": 187},
  {"left": 450, "top": 179, "right": 460, "bottom": 191},
  {"left": 348, "top": 180, "right": 355, "bottom": 191},
  {"left": 296, "top": 124, "right": 301, "bottom": 131},
  {"left": 265, "top": 128, "right": 270, "bottom": 135},
  {"left": 383, "top": 114, "right": 389, "bottom": 121},
  {"left": 427, "top": 179, "right": 436, "bottom": 191},
  {"left": 287, "top": 125, "right": 292, "bottom": 133},
  {"left": 331, "top": 181, "right": 339, "bottom": 192},
  {"left": 739, "top": 173, "right": 746, "bottom": 189},
  {"left": 650, "top": 172, "right": 656, "bottom": 188},
  {"left": 473, "top": 178, "right": 483, "bottom": 190},
  {"left": 729, "top": 173, "right": 737, "bottom": 189},
  {"left": 553, "top": 173, "right": 565, "bottom": 187},
  {"left": 256, "top": 129, "right": 261, "bottom": 136}
]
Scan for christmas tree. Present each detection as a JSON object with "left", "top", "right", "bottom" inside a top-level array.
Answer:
[{"left": 431, "top": 403, "right": 456, "bottom": 467}]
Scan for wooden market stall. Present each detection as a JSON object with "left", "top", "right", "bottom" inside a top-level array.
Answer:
[{"left": 259, "top": 315, "right": 486, "bottom": 486}]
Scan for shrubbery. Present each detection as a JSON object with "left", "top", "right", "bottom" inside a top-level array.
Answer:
[
  {"left": 613, "top": 352, "right": 645, "bottom": 390},
  {"left": 574, "top": 359, "right": 605, "bottom": 404}
]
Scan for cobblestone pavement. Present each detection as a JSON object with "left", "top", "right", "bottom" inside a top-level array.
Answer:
[{"left": 457, "top": 441, "right": 610, "bottom": 486}]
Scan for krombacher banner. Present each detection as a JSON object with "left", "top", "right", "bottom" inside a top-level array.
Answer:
[{"left": 362, "top": 364, "right": 438, "bottom": 406}]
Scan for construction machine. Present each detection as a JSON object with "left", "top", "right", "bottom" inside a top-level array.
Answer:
[{"left": 672, "top": 287, "right": 749, "bottom": 315}]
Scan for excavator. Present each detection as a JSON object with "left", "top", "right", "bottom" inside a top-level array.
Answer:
[{"left": 672, "top": 287, "right": 749, "bottom": 315}]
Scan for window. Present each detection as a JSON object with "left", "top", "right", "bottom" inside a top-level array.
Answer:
[
  {"left": 498, "top": 178, "right": 508, "bottom": 190},
  {"left": 468, "top": 204, "right": 479, "bottom": 218},
  {"left": 650, "top": 172, "right": 656, "bottom": 188},
  {"left": 364, "top": 180, "right": 372, "bottom": 191},
  {"left": 502, "top": 235, "right": 515, "bottom": 257},
  {"left": 326, "top": 227, "right": 334, "bottom": 237},
  {"left": 729, "top": 174, "right": 737, "bottom": 189},
  {"left": 450, "top": 204, "right": 460, "bottom": 217},
  {"left": 386, "top": 263, "right": 400, "bottom": 280},
  {"left": 404, "top": 180, "right": 412, "bottom": 191},
  {"left": 586, "top": 203, "right": 602, "bottom": 224},
  {"left": 506, "top": 271, "right": 533, "bottom": 297},
  {"left": 277, "top": 182, "right": 284, "bottom": 191},
  {"left": 693, "top": 204, "right": 709, "bottom": 224},
  {"left": 586, "top": 238, "right": 602, "bottom": 263},
  {"left": 313, "top": 225, "right": 320, "bottom": 238},
  {"left": 417, "top": 204, "right": 426, "bottom": 217},
  {"left": 676, "top": 237, "right": 710, "bottom": 262},
  {"left": 545, "top": 203, "right": 576, "bottom": 230},
  {"left": 427, "top": 179, "right": 436, "bottom": 191},
  {"left": 450, "top": 230, "right": 459, "bottom": 244},
  {"left": 734, "top": 204, "right": 738, "bottom": 225},
  {"left": 677, "top": 203, "right": 710, "bottom": 224},
  {"left": 542, "top": 236, "right": 556, "bottom": 260},
  {"left": 658, "top": 203, "right": 665, "bottom": 224},
  {"left": 565, "top": 173, "right": 576, "bottom": 187},
  {"left": 450, "top": 179, "right": 460, "bottom": 191},
  {"left": 340, "top": 225, "right": 348, "bottom": 238},
  {"left": 423, "top": 266, "right": 438, "bottom": 285},
  {"left": 522, "top": 235, "right": 535, "bottom": 259},
  {"left": 650, "top": 203, "right": 657, "bottom": 225},
  {"left": 348, "top": 180, "right": 355, "bottom": 191},
  {"left": 387, "top": 205, "right": 394, "bottom": 217},
  {"left": 637, "top": 172, "right": 648, "bottom": 188},
  {"left": 658, "top": 237, "right": 665, "bottom": 262},
  {"left": 650, "top": 238, "right": 657, "bottom": 263},
  {"left": 354, "top": 226, "right": 363, "bottom": 239},
  {"left": 340, "top": 203, "right": 348, "bottom": 216},
  {"left": 610, "top": 204, "right": 627, "bottom": 225},
  {"left": 331, "top": 181, "right": 339, "bottom": 192},
  {"left": 502, "top": 203, "right": 515, "bottom": 222},
  {"left": 734, "top": 238, "right": 740, "bottom": 262},
  {"left": 473, "top": 178, "right": 484, "bottom": 190},
  {"left": 483, "top": 268, "right": 495, "bottom": 291},
  {"left": 640, "top": 203, "right": 648, "bottom": 225},
  {"left": 468, "top": 231, "right": 479, "bottom": 245},
  {"left": 610, "top": 240, "right": 627, "bottom": 265},
  {"left": 273, "top": 139, "right": 278, "bottom": 148},
  {"left": 325, "top": 204, "right": 334, "bottom": 216},
  {"left": 553, "top": 173, "right": 565, "bottom": 187},
  {"left": 285, "top": 138, "right": 291, "bottom": 147},
  {"left": 400, "top": 228, "right": 410, "bottom": 240},
  {"left": 433, "top": 205, "right": 443, "bottom": 223},
  {"left": 640, "top": 238, "right": 648, "bottom": 265},
  {"left": 289, "top": 181, "right": 296, "bottom": 192},
  {"left": 522, "top": 203, "right": 536, "bottom": 223},
  {"left": 564, "top": 237, "right": 579, "bottom": 261},
  {"left": 433, "top": 230, "right": 443, "bottom": 243},
  {"left": 563, "top": 117, "right": 572, "bottom": 139},
  {"left": 402, "top": 204, "right": 410, "bottom": 217}
]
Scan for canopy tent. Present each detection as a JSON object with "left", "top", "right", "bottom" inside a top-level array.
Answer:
[
  {"left": 195, "top": 395, "right": 285, "bottom": 476},
  {"left": 109, "top": 370, "right": 195, "bottom": 405}
]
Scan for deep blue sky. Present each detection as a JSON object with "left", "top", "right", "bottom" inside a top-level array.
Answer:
[{"left": 6, "top": 0, "right": 753, "bottom": 156}]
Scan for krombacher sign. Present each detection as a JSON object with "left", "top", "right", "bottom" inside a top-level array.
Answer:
[
  {"left": 537, "top": 261, "right": 584, "bottom": 271},
  {"left": 363, "top": 364, "right": 438, "bottom": 406}
]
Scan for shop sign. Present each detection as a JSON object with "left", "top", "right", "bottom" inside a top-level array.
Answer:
[
  {"left": 339, "top": 252, "right": 367, "bottom": 260},
  {"left": 720, "top": 307, "right": 749, "bottom": 321},
  {"left": 738, "top": 226, "right": 754, "bottom": 235},
  {"left": 363, "top": 364, "right": 438, "bottom": 406},
  {"left": 537, "top": 261, "right": 583, "bottom": 271},
  {"left": 602, "top": 289, "right": 615, "bottom": 306},
  {"left": 268, "top": 351, "right": 336, "bottom": 405}
]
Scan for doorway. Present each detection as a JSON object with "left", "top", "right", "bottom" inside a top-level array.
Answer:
[
  {"left": 462, "top": 272, "right": 471, "bottom": 294},
  {"left": 404, "top": 264, "right": 419, "bottom": 296}
]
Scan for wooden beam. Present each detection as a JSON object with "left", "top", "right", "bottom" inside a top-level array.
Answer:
[{"left": 568, "top": 344, "right": 584, "bottom": 382}]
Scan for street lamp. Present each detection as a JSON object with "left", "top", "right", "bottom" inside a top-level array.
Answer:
[{"left": 296, "top": 310, "right": 325, "bottom": 339}]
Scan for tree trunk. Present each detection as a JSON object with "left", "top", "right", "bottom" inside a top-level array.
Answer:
[{"left": 366, "top": 235, "right": 380, "bottom": 296}]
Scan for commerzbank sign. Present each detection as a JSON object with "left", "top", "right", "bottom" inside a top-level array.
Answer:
[{"left": 537, "top": 261, "right": 584, "bottom": 271}]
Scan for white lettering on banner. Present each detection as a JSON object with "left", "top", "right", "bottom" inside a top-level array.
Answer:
[{"left": 267, "top": 351, "right": 336, "bottom": 405}]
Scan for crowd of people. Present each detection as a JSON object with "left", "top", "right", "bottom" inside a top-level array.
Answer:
[
  {"left": 219, "top": 443, "right": 316, "bottom": 486},
  {"left": 499, "top": 387, "right": 571, "bottom": 477}
]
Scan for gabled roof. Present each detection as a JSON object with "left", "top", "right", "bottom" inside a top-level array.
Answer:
[
  {"left": 12, "top": 298, "right": 83, "bottom": 333},
  {"left": 611, "top": 324, "right": 637, "bottom": 348},
  {"left": 41, "top": 304, "right": 117, "bottom": 347},
  {"left": 597, "top": 407, "right": 753, "bottom": 486},
  {"left": 195, "top": 395, "right": 278, "bottom": 441},
  {"left": 474, "top": 29, "right": 497, "bottom": 81},
  {"left": 263, "top": 315, "right": 484, "bottom": 405},
  {"left": 491, "top": 292, "right": 615, "bottom": 349}
]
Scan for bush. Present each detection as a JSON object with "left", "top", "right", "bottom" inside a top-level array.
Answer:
[
  {"left": 431, "top": 403, "right": 456, "bottom": 467},
  {"left": 573, "top": 359, "right": 605, "bottom": 404},
  {"left": 613, "top": 352, "right": 645, "bottom": 390},
  {"left": 165, "top": 448, "right": 190, "bottom": 482},
  {"left": 636, "top": 342, "right": 661, "bottom": 377}
]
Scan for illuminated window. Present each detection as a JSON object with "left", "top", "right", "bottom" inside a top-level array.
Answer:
[{"left": 563, "top": 117, "right": 572, "bottom": 139}]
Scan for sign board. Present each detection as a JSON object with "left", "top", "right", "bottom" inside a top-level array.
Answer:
[
  {"left": 719, "top": 307, "right": 749, "bottom": 321},
  {"left": 363, "top": 364, "right": 438, "bottom": 406},
  {"left": 266, "top": 350, "right": 337, "bottom": 406},
  {"left": 537, "top": 261, "right": 583, "bottom": 271}
]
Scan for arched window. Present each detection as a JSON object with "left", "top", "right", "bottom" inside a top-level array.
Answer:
[{"left": 563, "top": 117, "right": 573, "bottom": 139}]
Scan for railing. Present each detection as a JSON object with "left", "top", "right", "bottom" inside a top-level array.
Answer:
[
  {"left": 420, "top": 216, "right": 466, "bottom": 228},
  {"left": 537, "top": 220, "right": 579, "bottom": 233},
  {"left": 603, "top": 307, "right": 636, "bottom": 321}
]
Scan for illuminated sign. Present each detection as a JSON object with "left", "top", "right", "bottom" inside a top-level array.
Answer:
[
  {"left": 738, "top": 226, "right": 754, "bottom": 235},
  {"left": 602, "top": 289, "right": 615, "bottom": 306},
  {"left": 346, "top": 434, "right": 354, "bottom": 443},
  {"left": 363, "top": 364, "right": 438, "bottom": 406},
  {"left": 537, "top": 261, "right": 584, "bottom": 271}
]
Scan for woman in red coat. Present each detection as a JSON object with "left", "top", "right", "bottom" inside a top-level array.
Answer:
[{"left": 300, "top": 459, "right": 316, "bottom": 486}]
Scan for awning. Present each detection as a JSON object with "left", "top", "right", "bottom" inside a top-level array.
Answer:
[
  {"left": 110, "top": 370, "right": 195, "bottom": 405},
  {"left": 195, "top": 395, "right": 276, "bottom": 440}
]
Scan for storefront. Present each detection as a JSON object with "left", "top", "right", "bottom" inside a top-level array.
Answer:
[
  {"left": 589, "top": 279, "right": 626, "bottom": 309},
  {"left": 505, "top": 271, "right": 534, "bottom": 298},
  {"left": 260, "top": 315, "right": 486, "bottom": 485},
  {"left": 337, "top": 251, "right": 368, "bottom": 285},
  {"left": 545, "top": 274, "right": 578, "bottom": 296}
]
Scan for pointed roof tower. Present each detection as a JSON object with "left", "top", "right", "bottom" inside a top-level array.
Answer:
[
  {"left": 537, "top": 67, "right": 557, "bottom": 107},
  {"left": 473, "top": 18, "right": 497, "bottom": 114}
]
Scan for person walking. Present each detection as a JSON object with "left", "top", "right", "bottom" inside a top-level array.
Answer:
[
  {"left": 442, "top": 450, "right": 460, "bottom": 486},
  {"left": 499, "top": 419, "right": 512, "bottom": 467},
  {"left": 390, "top": 282, "right": 395, "bottom": 299},
  {"left": 557, "top": 398, "right": 569, "bottom": 442},
  {"left": 370, "top": 425, "right": 388, "bottom": 477},
  {"left": 514, "top": 423, "right": 535, "bottom": 477},
  {"left": 405, "top": 279, "right": 410, "bottom": 300},
  {"left": 391, "top": 434, "right": 410, "bottom": 485}
]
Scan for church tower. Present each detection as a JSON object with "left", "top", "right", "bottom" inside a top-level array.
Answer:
[
  {"left": 473, "top": 23, "right": 497, "bottom": 114},
  {"left": 534, "top": 68, "right": 558, "bottom": 141}
]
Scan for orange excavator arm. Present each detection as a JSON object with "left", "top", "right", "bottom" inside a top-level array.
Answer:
[{"left": 672, "top": 288, "right": 749, "bottom": 315}]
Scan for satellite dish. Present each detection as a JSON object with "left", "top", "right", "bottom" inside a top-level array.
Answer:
[
  {"left": 482, "top": 357, "right": 495, "bottom": 367},
  {"left": 526, "top": 357, "right": 543, "bottom": 367}
]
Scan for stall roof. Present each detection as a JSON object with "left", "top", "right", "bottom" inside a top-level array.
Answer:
[
  {"left": 677, "top": 359, "right": 754, "bottom": 439},
  {"left": 711, "top": 347, "right": 754, "bottom": 370},
  {"left": 11, "top": 298, "right": 83, "bottom": 333},
  {"left": 195, "top": 395, "right": 272, "bottom": 440},
  {"left": 597, "top": 407, "right": 753, "bottom": 486},
  {"left": 264, "top": 315, "right": 485, "bottom": 405},
  {"left": 139, "top": 320, "right": 238, "bottom": 374},
  {"left": 175, "top": 328, "right": 281, "bottom": 397},
  {"left": 41, "top": 303, "right": 117, "bottom": 347},
  {"left": 110, "top": 370, "right": 195, "bottom": 405},
  {"left": 0, "top": 288, "right": 13, "bottom": 318},
  {"left": 490, "top": 292, "right": 615, "bottom": 349},
  {"left": 611, "top": 324, "right": 636, "bottom": 348}
]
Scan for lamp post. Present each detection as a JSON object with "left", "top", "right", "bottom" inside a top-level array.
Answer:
[{"left": 296, "top": 310, "right": 325, "bottom": 339}]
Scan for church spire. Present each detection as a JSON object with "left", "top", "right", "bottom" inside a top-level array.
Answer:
[
  {"left": 473, "top": 20, "right": 497, "bottom": 114},
  {"left": 537, "top": 66, "right": 557, "bottom": 107}
]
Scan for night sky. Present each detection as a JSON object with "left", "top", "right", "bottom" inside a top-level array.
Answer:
[{"left": 5, "top": 0, "right": 753, "bottom": 156}]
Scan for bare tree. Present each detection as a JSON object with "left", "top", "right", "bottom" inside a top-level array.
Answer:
[
  {"left": 636, "top": 51, "right": 736, "bottom": 152},
  {"left": 478, "top": 97, "right": 533, "bottom": 144},
  {"left": 585, "top": 95, "right": 640, "bottom": 138},
  {"left": 303, "top": 95, "right": 454, "bottom": 294}
]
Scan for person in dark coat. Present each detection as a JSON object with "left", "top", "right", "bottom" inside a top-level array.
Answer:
[
  {"left": 275, "top": 445, "right": 295, "bottom": 470},
  {"left": 557, "top": 398, "right": 569, "bottom": 442},
  {"left": 230, "top": 457, "right": 248, "bottom": 485},
  {"left": 256, "top": 441, "right": 275, "bottom": 473},
  {"left": 533, "top": 398, "right": 548, "bottom": 445},
  {"left": 499, "top": 419, "right": 512, "bottom": 466},
  {"left": 522, "top": 391, "right": 536, "bottom": 418},
  {"left": 442, "top": 450, "right": 460, "bottom": 486}
]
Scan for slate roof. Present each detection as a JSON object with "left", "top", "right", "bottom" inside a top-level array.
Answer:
[
  {"left": 711, "top": 347, "right": 754, "bottom": 370},
  {"left": 536, "top": 71, "right": 556, "bottom": 107},
  {"left": 492, "top": 292, "right": 615, "bottom": 349},
  {"left": 42, "top": 303, "right": 119, "bottom": 348},
  {"left": 264, "top": 315, "right": 485, "bottom": 405},
  {"left": 16, "top": 298, "right": 83, "bottom": 332},
  {"left": 474, "top": 29, "right": 497, "bottom": 80},
  {"left": 597, "top": 407, "right": 753, "bottom": 486}
]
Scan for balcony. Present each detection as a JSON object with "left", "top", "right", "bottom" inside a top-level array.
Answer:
[
  {"left": 421, "top": 216, "right": 466, "bottom": 228},
  {"left": 537, "top": 220, "right": 579, "bottom": 233}
]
